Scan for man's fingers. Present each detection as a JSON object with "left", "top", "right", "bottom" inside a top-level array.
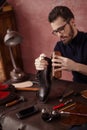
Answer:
[
  {"left": 35, "top": 58, "right": 48, "bottom": 64},
  {"left": 57, "top": 56, "right": 66, "bottom": 60},
  {"left": 52, "top": 58, "right": 62, "bottom": 63},
  {"left": 54, "top": 66, "right": 66, "bottom": 71},
  {"left": 52, "top": 62, "right": 62, "bottom": 67},
  {"left": 35, "top": 55, "right": 48, "bottom": 70},
  {"left": 35, "top": 64, "right": 47, "bottom": 70}
]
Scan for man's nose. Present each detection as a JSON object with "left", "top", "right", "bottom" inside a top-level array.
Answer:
[{"left": 56, "top": 31, "right": 64, "bottom": 37}]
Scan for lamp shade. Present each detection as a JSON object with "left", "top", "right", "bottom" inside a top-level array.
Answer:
[{"left": 4, "top": 29, "right": 22, "bottom": 46}]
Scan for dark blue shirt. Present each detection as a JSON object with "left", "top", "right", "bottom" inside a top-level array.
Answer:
[{"left": 54, "top": 31, "right": 87, "bottom": 84}]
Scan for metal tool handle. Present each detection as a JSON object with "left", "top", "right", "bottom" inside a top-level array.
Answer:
[
  {"left": 16, "top": 87, "right": 39, "bottom": 91},
  {"left": 6, "top": 99, "right": 19, "bottom": 107}
]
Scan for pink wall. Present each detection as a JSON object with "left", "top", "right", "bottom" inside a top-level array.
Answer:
[{"left": 7, "top": 0, "right": 87, "bottom": 81}]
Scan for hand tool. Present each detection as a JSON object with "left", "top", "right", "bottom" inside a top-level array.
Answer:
[
  {"left": 59, "top": 102, "right": 76, "bottom": 112},
  {"left": 53, "top": 99, "right": 73, "bottom": 110},
  {"left": 60, "top": 111, "right": 87, "bottom": 117},
  {"left": 6, "top": 96, "right": 25, "bottom": 107},
  {"left": 59, "top": 90, "right": 74, "bottom": 102}
]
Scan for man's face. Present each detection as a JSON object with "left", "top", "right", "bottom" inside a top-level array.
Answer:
[{"left": 51, "top": 17, "right": 75, "bottom": 45}]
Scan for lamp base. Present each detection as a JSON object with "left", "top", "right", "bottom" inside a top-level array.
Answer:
[{"left": 10, "top": 68, "right": 29, "bottom": 83}]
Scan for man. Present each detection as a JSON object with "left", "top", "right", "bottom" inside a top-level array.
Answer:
[{"left": 35, "top": 6, "right": 87, "bottom": 84}]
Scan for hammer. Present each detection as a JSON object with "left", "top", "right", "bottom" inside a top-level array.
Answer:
[{"left": 6, "top": 96, "right": 25, "bottom": 107}]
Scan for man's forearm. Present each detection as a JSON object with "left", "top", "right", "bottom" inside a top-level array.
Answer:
[{"left": 75, "top": 63, "right": 87, "bottom": 75}]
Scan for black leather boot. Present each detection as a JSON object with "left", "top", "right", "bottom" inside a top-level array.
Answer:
[{"left": 36, "top": 57, "right": 52, "bottom": 102}]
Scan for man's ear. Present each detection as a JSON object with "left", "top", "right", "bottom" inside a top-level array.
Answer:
[{"left": 70, "top": 18, "right": 76, "bottom": 26}]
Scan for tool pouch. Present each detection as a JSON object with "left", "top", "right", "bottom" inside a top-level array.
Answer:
[{"left": 0, "top": 83, "right": 17, "bottom": 105}]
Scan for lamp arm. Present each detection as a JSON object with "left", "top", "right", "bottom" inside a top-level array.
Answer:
[{"left": 9, "top": 47, "right": 17, "bottom": 70}]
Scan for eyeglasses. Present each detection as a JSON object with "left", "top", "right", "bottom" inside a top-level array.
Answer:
[{"left": 52, "top": 22, "right": 68, "bottom": 35}]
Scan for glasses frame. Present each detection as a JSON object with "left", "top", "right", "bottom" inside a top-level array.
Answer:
[{"left": 52, "top": 21, "right": 69, "bottom": 35}]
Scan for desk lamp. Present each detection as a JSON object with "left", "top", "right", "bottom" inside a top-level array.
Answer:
[{"left": 4, "top": 29, "right": 27, "bottom": 83}]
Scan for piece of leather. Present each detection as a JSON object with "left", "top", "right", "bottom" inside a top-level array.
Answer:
[
  {"left": 52, "top": 51, "right": 62, "bottom": 79},
  {"left": 0, "top": 84, "right": 17, "bottom": 105}
]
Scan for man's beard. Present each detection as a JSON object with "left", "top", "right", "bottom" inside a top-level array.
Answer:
[{"left": 61, "top": 24, "right": 74, "bottom": 45}]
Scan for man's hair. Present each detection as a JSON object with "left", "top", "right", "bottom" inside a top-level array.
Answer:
[{"left": 48, "top": 6, "right": 74, "bottom": 23}]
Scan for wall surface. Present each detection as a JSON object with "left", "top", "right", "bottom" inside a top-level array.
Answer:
[{"left": 7, "top": 0, "right": 87, "bottom": 81}]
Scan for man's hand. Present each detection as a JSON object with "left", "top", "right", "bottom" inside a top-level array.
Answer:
[
  {"left": 52, "top": 55, "right": 77, "bottom": 72},
  {"left": 35, "top": 54, "right": 48, "bottom": 70}
]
